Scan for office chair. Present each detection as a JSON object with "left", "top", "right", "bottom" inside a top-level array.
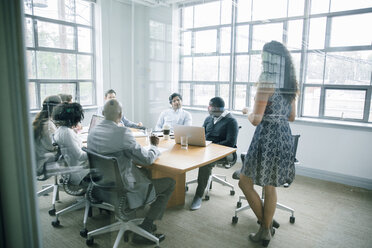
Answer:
[
  {"left": 232, "top": 134, "right": 300, "bottom": 225},
  {"left": 83, "top": 148, "right": 161, "bottom": 248}
]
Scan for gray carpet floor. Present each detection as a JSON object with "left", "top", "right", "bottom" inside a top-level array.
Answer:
[{"left": 37, "top": 163, "right": 372, "bottom": 248}]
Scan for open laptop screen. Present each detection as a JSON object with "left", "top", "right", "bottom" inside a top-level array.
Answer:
[{"left": 88, "top": 114, "right": 104, "bottom": 133}]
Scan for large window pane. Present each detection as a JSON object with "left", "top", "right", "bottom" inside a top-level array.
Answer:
[
  {"left": 249, "top": 85, "right": 257, "bottom": 108},
  {"left": 249, "top": 54, "right": 261, "bottom": 82},
  {"left": 311, "top": 0, "right": 330, "bottom": 14},
  {"left": 28, "top": 82, "right": 37, "bottom": 109},
  {"left": 306, "top": 52, "right": 325, "bottom": 84},
  {"left": 37, "top": 21, "right": 74, "bottom": 50},
  {"left": 291, "top": 52, "right": 301, "bottom": 82},
  {"left": 220, "top": 27, "right": 231, "bottom": 53},
  {"left": 219, "top": 84, "right": 230, "bottom": 108},
  {"left": 78, "top": 55, "right": 92, "bottom": 79},
  {"left": 221, "top": 0, "right": 232, "bottom": 24},
  {"left": 37, "top": 51, "right": 76, "bottom": 79},
  {"left": 150, "top": 41, "right": 165, "bottom": 60},
  {"left": 25, "top": 18, "right": 34, "bottom": 47},
  {"left": 34, "top": 0, "right": 75, "bottom": 23},
  {"left": 252, "top": 23, "right": 283, "bottom": 50},
  {"left": 325, "top": 51, "right": 372, "bottom": 85},
  {"left": 288, "top": 0, "right": 305, "bottom": 17},
  {"left": 330, "top": 13, "right": 372, "bottom": 47},
  {"left": 324, "top": 89, "right": 365, "bottom": 119},
  {"left": 182, "top": 6, "right": 193, "bottom": 29},
  {"left": 369, "top": 99, "right": 372, "bottom": 122},
  {"left": 194, "top": 30, "right": 217, "bottom": 53},
  {"left": 26, "top": 51, "right": 36, "bottom": 79},
  {"left": 194, "top": 84, "right": 215, "bottom": 106},
  {"left": 150, "top": 20, "right": 165, "bottom": 40},
  {"left": 237, "top": 0, "right": 252, "bottom": 23},
  {"left": 180, "top": 83, "right": 190, "bottom": 105},
  {"left": 287, "top": 20, "right": 303, "bottom": 50},
  {"left": 149, "top": 61, "right": 165, "bottom": 81},
  {"left": 308, "top": 17, "right": 326, "bottom": 49},
  {"left": 219, "top": 56, "right": 230, "bottom": 81},
  {"left": 40, "top": 83, "right": 75, "bottom": 105},
  {"left": 331, "top": 0, "right": 372, "bottom": 12},
  {"left": 182, "top": 32, "right": 191, "bottom": 55},
  {"left": 78, "top": 27, "right": 92, "bottom": 53},
  {"left": 303, "top": 87, "right": 320, "bottom": 117},
  {"left": 80, "top": 82, "right": 93, "bottom": 105},
  {"left": 234, "top": 84, "right": 247, "bottom": 110},
  {"left": 235, "top": 55, "right": 249, "bottom": 82},
  {"left": 76, "top": 0, "right": 92, "bottom": 25},
  {"left": 252, "top": 0, "right": 287, "bottom": 21},
  {"left": 181, "top": 57, "right": 192, "bottom": 81},
  {"left": 236, "top": 25, "right": 249, "bottom": 52},
  {"left": 194, "top": 2, "right": 220, "bottom": 28},
  {"left": 193, "top": 56, "right": 218, "bottom": 81}
]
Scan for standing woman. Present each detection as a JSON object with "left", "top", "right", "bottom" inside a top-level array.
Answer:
[
  {"left": 33, "top": 95, "right": 62, "bottom": 176},
  {"left": 52, "top": 102, "right": 89, "bottom": 186},
  {"left": 239, "top": 40, "right": 298, "bottom": 247}
]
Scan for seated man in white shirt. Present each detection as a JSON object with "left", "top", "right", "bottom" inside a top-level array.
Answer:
[
  {"left": 97, "top": 89, "right": 144, "bottom": 129},
  {"left": 155, "top": 93, "right": 192, "bottom": 131},
  {"left": 87, "top": 99, "right": 175, "bottom": 245}
]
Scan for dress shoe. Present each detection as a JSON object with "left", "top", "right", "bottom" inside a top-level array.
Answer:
[
  {"left": 190, "top": 196, "right": 202, "bottom": 210},
  {"left": 132, "top": 233, "right": 165, "bottom": 245},
  {"left": 248, "top": 225, "right": 264, "bottom": 242}
]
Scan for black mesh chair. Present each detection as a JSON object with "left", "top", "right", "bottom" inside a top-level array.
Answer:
[
  {"left": 82, "top": 148, "right": 161, "bottom": 248},
  {"left": 232, "top": 134, "right": 300, "bottom": 225}
]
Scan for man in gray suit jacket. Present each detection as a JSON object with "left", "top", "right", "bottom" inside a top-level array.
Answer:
[{"left": 87, "top": 99, "right": 175, "bottom": 245}]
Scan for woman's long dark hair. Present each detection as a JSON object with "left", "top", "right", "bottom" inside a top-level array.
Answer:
[
  {"left": 262, "top": 40, "right": 299, "bottom": 102},
  {"left": 32, "top": 95, "right": 62, "bottom": 140},
  {"left": 52, "top": 102, "right": 84, "bottom": 128}
]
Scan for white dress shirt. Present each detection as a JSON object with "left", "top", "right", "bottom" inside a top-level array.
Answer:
[{"left": 155, "top": 108, "right": 192, "bottom": 131}]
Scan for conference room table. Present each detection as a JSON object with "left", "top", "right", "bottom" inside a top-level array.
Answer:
[{"left": 135, "top": 136, "right": 236, "bottom": 208}]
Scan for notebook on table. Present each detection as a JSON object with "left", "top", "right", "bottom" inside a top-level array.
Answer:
[{"left": 173, "top": 125, "right": 212, "bottom": 147}]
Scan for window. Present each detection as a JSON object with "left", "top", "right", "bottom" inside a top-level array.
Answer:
[
  {"left": 179, "top": 0, "right": 372, "bottom": 123},
  {"left": 24, "top": 0, "right": 96, "bottom": 109}
]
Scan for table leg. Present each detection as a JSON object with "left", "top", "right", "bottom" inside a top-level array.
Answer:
[{"left": 151, "top": 169, "right": 186, "bottom": 208}]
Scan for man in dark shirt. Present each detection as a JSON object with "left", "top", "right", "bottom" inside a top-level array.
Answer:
[{"left": 190, "top": 97, "right": 239, "bottom": 210}]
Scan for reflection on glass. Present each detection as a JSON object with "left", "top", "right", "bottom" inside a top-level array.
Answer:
[
  {"left": 303, "top": 87, "right": 320, "bottom": 117},
  {"left": 237, "top": 0, "right": 252, "bottom": 23},
  {"left": 150, "top": 20, "right": 165, "bottom": 40},
  {"left": 234, "top": 84, "right": 247, "bottom": 110},
  {"left": 34, "top": 0, "right": 75, "bottom": 22},
  {"left": 25, "top": 18, "right": 34, "bottom": 47},
  {"left": 235, "top": 55, "right": 249, "bottom": 82},
  {"left": 37, "top": 51, "right": 76, "bottom": 79},
  {"left": 180, "top": 83, "right": 190, "bottom": 105},
  {"left": 330, "top": 0, "right": 372, "bottom": 12},
  {"left": 291, "top": 53, "right": 301, "bottom": 83},
  {"left": 324, "top": 89, "right": 365, "bottom": 119},
  {"left": 37, "top": 21, "right": 74, "bottom": 50},
  {"left": 150, "top": 41, "right": 165, "bottom": 60},
  {"left": 182, "top": 32, "right": 191, "bottom": 55},
  {"left": 194, "top": 30, "right": 217, "bottom": 53},
  {"left": 221, "top": 0, "right": 232, "bottom": 24},
  {"left": 181, "top": 57, "right": 192, "bottom": 81},
  {"left": 308, "top": 17, "right": 326, "bottom": 49},
  {"left": 310, "top": 0, "right": 330, "bottom": 14},
  {"left": 249, "top": 85, "right": 257, "bottom": 108},
  {"left": 287, "top": 20, "right": 303, "bottom": 50},
  {"left": 149, "top": 61, "right": 165, "bottom": 81},
  {"left": 249, "top": 54, "right": 261, "bottom": 82},
  {"left": 40, "top": 83, "right": 75, "bottom": 106},
  {"left": 28, "top": 83, "right": 37, "bottom": 109},
  {"left": 220, "top": 27, "right": 231, "bottom": 53},
  {"left": 26, "top": 51, "right": 36, "bottom": 79},
  {"left": 288, "top": 0, "right": 305, "bottom": 17},
  {"left": 183, "top": 6, "right": 193, "bottom": 29},
  {"left": 194, "top": 84, "right": 215, "bottom": 106},
  {"left": 325, "top": 51, "right": 372, "bottom": 85},
  {"left": 78, "top": 27, "right": 92, "bottom": 53},
  {"left": 252, "top": 23, "right": 282, "bottom": 50},
  {"left": 219, "top": 84, "right": 230, "bottom": 108},
  {"left": 306, "top": 52, "right": 325, "bottom": 84},
  {"left": 193, "top": 56, "right": 218, "bottom": 81},
  {"left": 219, "top": 56, "right": 230, "bottom": 81},
  {"left": 80, "top": 82, "right": 93, "bottom": 105},
  {"left": 78, "top": 55, "right": 92, "bottom": 79},
  {"left": 331, "top": 13, "right": 372, "bottom": 47},
  {"left": 194, "top": 1, "right": 220, "bottom": 28},
  {"left": 236, "top": 25, "right": 249, "bottom": 52},
  {"left": 76, "top": 0, "right": 92, "bottom": 25},
  {"left": 252, "top": 0, "right": 287, "bottom": 21},
  {"left": 370, "top": 100, "right": 372, "bottom": 122}
]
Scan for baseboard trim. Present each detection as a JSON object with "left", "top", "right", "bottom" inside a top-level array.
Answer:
[{"left": 296, "top": 166, "right": 372, "bottom": 190}]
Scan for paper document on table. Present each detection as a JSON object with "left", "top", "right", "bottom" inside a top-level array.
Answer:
[
  {"left": 143, "top": 146, "right": 168, "bottom": 153},
  {"left": 132, "top": 131, "right": 147, "bottom": 137}
]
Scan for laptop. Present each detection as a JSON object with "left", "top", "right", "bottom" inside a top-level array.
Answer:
[
  {"left": 173, "top": 125, "right": 212, "bottom": 147},
  {"left": 80, "top": 115, "right": 104, "bottom": 142}
]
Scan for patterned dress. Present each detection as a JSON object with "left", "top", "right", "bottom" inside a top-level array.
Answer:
[{"left": 241, "top": 90, "right": 295, "bottom": 187}]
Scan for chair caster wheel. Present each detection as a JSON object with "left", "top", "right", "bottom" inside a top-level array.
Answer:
[
  {"left": 185, "top": 186, "right": 189, "bottom": 192},
  {"left": 290, "top": 216, "right": 295, "bottom": 224},
  {"left": 51, "top": 220, "right": 60, "bottom": 227},
  {"left": 59, "top": 178, "right": 64, "bottom": 184},
  {"left": 123, "top": 231, "right": 131, "bottom": 242},
  {"left": 230, "top": 190, "right": 235, "bottom": 196},
  {"left": 80, "top": 228, "right": 88, "bottom": 237},
  {"left": 205, "top": 195, "right": 210, "bottom": 200},
  {"left": 86, "top": 237, "right": 94, "bottom": 246},
  {"left": 236, "top": 201, "right": 242, "bottom": 208},
  {"left": 48, "top": 208, "right": 56, "bottom": 216},
  {"left": 273, "top": 219, "right": 280, "bottom": 228},
  {"left": 232, "top": 216, "right": 238, "bottom": 224}
]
